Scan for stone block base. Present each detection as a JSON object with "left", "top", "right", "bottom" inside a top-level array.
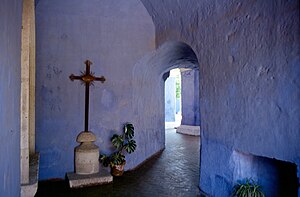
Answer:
[
  {"left": 21, "top": 153, "right": 40, "bottom": 197},
  {"left": 67, "top": 169, "right": 113, "bottom": 188},
  {"left": 176, "top": 125, "right": 200, "bottom": 136}
]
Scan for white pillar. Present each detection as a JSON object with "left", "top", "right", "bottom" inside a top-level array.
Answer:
[
  {"left": 20, "top": 0, "right": 35, "bottom": 185},
  {"left": 29, "top": 0, "right": 36, "bottom": 155}
]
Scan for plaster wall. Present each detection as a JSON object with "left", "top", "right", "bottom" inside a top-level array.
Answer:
[
  {"left": 141, "top": 0, "right": 300, "bottom": 195},
  {"left": 181, "top": 69, "right": 200, "bottom": 126},
  {"left": 0, "top": 0, "right": 22, "bottom": 196},
  {"left": 165, "top": 76, "right": 176, "bottom": 122},
  {"left": 35, "top": 0, "right": 155, "bottom": 179}
]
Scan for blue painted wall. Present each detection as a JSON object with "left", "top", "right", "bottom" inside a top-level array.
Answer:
[
  {"left": 35, "top": 2, "right": 300, "bottom": 195},
  {"left": 176, "top": 98, "right": 180, "bottom": 114},
  {"left": 0, "top": 0, "right": 22, "bottom": 196},
  {"left": 142, "top": 0, "right": 300, "bottom": 196},
  {"left": 181, "top": 69, "right": 200, "bottom": 126},
  {"left": 165, "top": 76, "right": 176, "bottom": 122},
  {"left": 35, "top": 0, "right": 156, "bottom": 179}
]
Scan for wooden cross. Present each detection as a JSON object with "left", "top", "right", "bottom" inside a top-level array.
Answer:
[{"left": 69, "top": 60, "right": 106, "bottom": 132}]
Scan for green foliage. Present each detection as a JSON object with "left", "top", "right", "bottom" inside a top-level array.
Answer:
[
  {"left": 111, "top": 134, "right": 124, "bottom": 149},
  {"left": 124, "top": 123, "right": 134, "bottom": 139},
  {"left": 175, "top": 75, "right": 181, "bottom": 99},
  {"left": 110, "top": 152, "right": 125, "bottom": 166},
  {"left": 232, "top": 178, "right": 265, "bottom": 197},
  {"left": 123, "top": 140, "right": 137, "bottom": 153},
  {"left": 99, "top": 123, "right": 137, "bottom": 167},
  {"left": 99, "top": 154, "right": 110, "bottom": 167}
]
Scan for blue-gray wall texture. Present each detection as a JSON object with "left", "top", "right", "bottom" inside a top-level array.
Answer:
[
  {"left": 181, "top": 69, "right": 200, "bottom": 126},
  {"left": 35, "top": 0, "right": 300, "bottom": 195},
  {"left": 141, "top": 0, "right": 300, "bottom": 196},
  {"left": 165, "top": 76, "right": 176, "bottom": 122},
  {"left": 0, "top": 0, "right": 22, "bottom": 196},
  {"left": 35, "top": 0, "right": 156, "bottom": 179}
]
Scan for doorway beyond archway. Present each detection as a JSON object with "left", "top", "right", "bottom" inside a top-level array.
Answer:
[{"left": 165, "top": 68, "right": 182, "bottom": 129}]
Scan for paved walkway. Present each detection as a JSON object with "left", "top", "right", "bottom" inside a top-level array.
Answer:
[{"left": 36, "top": 129, "right": 200, "bottom": 197}]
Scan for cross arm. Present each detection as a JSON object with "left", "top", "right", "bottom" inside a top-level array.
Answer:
[
  {"left": 94, "top": 76, "right": 106, "bottom": 83},
  {"left": 69, "top": 74, "right": 82, "bottom": 81}
]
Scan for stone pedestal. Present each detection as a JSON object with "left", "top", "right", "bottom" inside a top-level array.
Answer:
[
  {"left": 75, "top": 131, "right": 99, "bottom": 174},
  {"left": 67, "top": 169, "right": 113, "bottom": 188},
  {"left": 67, "top": 131, "right": 113, "bottom": 188},
  {"left": 21, "top": 153, "right": 40, "bottom": 197}
]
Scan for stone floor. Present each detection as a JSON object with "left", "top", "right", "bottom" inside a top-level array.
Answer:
[{"left": 35, "top": 128, "right": 201, "bottom": 197}]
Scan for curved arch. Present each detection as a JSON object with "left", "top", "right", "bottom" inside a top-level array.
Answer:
[
  {"left": 135, "top": 41, "right": 199, "bottom": 78},
  {"left": 155, "top": 41, "right": 199, "bottom": 75}
]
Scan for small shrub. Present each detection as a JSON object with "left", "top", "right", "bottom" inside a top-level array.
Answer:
[
  {"left": 232, "top": 178, "right": 265, "bottom": 197},
  {"left": 99, "top": 123, "right": 137, "bottom": 167}
]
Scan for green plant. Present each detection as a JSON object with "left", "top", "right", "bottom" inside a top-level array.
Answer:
[
  {"left": 175, "top": 74, "right": 181, "bottom": 99},
  {"left": 232, "top": 178, "right": 265, "bottom": 197},
  {"left": 100, "top": 123, "right": 137, "bottom": 167}
]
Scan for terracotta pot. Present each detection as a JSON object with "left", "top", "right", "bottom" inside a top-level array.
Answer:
[{"left": 111, "top": 162, "right": 125, "bottom": 176}]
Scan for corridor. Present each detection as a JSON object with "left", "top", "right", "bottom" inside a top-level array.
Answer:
[{"left": 36, "top": 129, "right": 200, "bottom": 197}]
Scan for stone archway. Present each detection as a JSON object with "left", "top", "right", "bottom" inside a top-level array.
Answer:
[{"left": 131, "top": 41, "right": 200, "bottom": 164}]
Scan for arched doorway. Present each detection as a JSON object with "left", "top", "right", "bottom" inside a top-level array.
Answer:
[
  {"left": 156, "top": 41, "right": 200, "bottom": 133},
  {"left": 131, "top": 40, "right": 200, "bottom": 165}
]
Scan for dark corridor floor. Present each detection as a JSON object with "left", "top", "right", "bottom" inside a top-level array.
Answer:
[{"left": 35, "top": 129, "right": 200, "bottom": 197}]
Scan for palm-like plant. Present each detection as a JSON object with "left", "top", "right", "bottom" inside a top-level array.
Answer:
[
  {"left": 100, "top": 123, "right": 137, "bottom": 167},
  {"left": 232, "top": 178, "right": 265, "bottom": 197}
]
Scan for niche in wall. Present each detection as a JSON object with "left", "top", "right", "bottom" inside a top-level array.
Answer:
[{"left": 230, "top": 150, "right": 298, "bottom": 196}]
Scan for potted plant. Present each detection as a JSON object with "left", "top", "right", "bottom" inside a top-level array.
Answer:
[
  {"left": 99, "top": 123, "right": 137, "bottom": 176},
  {"left": 232, "top": 178, "right": 265, "bottom": 197}
]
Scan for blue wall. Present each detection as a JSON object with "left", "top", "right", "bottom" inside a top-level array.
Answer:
[
  {"left": 142, "top": 0, "right": 300, "bottom": 196},
  {"left": 0, "top": 0, "right": 22, "bottom": 196},
  {"left": 165, "top": 76, "right": 176, "bottom": 122},
  {"left": 35, "top": 2, "right": 300, "bottom": 195},
  {"left": 35, "top": 1, "right": 198, "bottom": 181},
  {"left": 181, "top": 69, "right": 200, "bottom": 126},
  {"left": 35, "top": 0, "right": 156, "bottom": 179}
]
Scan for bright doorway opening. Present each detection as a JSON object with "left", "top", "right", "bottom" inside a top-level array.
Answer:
[{"left": 165, "top": 68, "right": 182, "bottom": 129}]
